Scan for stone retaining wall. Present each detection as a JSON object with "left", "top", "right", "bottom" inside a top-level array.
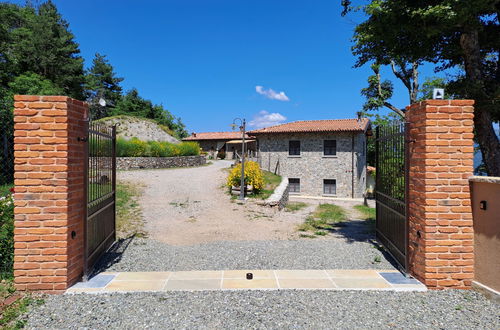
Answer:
[
  {"left": 117, "top": 155, "right": 206, "bottom": 170},
  {"left": 263, "top": 176, "right": 289, "bottom": 210}
]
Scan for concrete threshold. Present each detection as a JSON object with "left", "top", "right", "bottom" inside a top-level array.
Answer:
[{"left": 66, "top": 269, "right": 427, "bottom": 294}]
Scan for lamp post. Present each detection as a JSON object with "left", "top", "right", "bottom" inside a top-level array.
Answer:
[{"left": 231, "top": 118, "right": 246, "bottom": 200}]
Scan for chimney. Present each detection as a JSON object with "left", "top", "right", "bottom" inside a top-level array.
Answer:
[
  {"left": 356, "top": 111, "right": 363, "bottom": 122},
  {"left": 192, "top": 132, "right": 196, "bottom": 137}
]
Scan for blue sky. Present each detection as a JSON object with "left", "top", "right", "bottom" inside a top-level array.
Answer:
[{"left": 12, "top": 0, "right": 443, "bottom": 133}]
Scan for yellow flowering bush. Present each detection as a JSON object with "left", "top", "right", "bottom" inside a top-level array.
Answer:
[{"left": 226, "top": 161, "right": 264, "bottom": 192}]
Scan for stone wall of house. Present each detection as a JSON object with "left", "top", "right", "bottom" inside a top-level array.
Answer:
[
  {"left": 256, "top": 132, "right": 366, "bottom": 198},
  {"left": 198, "top": 141, "right": 219, "bottom": 153},
  {"left": 117, "top": 155, "right": 206, "bottom": 170}
]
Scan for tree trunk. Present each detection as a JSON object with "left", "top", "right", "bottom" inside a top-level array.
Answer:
[
  {"left": 474, "top": 110, "right": 500, "bottom": 176},
  {"left": 460, "top": 29, "right": 500, "bottom": 176}
]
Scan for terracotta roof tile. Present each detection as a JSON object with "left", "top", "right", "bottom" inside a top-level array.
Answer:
[
  {"left": 248, "top": 118, "right": 370, "bottom": 135},
  {"left": 183, "top": 131, "right": 250, "bottom": 141}
]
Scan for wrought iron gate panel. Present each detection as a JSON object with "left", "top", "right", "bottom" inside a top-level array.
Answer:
[
  {"left": 84, "top": 121, "right": 116, "bottom": 280},
  {"left": 375, "top": 122, "right": 408, "bottom": 271}
]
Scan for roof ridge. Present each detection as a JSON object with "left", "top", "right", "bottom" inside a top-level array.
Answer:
[
  {"left": 247, "top": 117, "right": 370, "bottom": 134},
  {"left": 191, "top": 131, "right": 239, "bottom": 134},
  {"left": 248, "top": 118, "right": 366, "bottom": 132}
]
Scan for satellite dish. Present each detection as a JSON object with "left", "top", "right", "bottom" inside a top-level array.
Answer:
[
  {"left": 98, "top": 98, "right": 107, "bottom": 107},
  {"left": 433, "top": 88, "right": 445, "bottom": 100}
]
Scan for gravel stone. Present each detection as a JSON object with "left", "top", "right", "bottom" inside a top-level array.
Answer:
[
  {"left": 96, "top": 237, "right": 395, "bottom": 273},
  {"left": 25, "top": 290, "right": 499, "bottom": 329}
]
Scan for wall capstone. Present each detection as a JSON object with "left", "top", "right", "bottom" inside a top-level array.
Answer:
[{"left": 262, "top": 177, "right": 289, "bottom": 210}]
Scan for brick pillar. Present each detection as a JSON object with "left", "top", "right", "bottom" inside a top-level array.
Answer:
[
  {"left": 13, "top": 95, "right": 88, "bottom": 293},
  {"left": 407, "top": 100, "right": 475, "bottom": 289}
]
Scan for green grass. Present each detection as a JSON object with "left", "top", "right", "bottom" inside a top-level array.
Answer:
[
  {"left": 249, "top": 171, "right": 282, "bottom": 200},
  {"left": 299, "top": 233, "right": 317, "bottom": 239},
  {"left": 285, "top": 202, "right": 309, "bottom": 212},
  {"left": 297, "top": 204, "right": 347, "bottom": 235},
  {"left": 354, "top": 204, "right": 376, "bottom": 221},
  {"left": 116, "top": 182, "right": 145, "bottom": 238},
  {"left": 0, "top": 184, "right": 13, "bottom": 197},
  {"left": 354, "top": 204, "right": 376, "bottom": 233},
  {"left": 0, "top": 280, "right": 43, "bottom": 329}
]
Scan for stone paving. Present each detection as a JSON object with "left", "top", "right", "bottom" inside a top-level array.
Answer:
[{"left": 67, "top": 269, "right": 426, "bottom": 293}]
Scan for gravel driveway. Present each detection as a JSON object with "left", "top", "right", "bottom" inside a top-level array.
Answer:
[
  {"left": 96, "top": 237, "right": 395, "bottom": 272},
  {"left": 99, "top": 160, "right": 396, "bottom": 271},
  {"left": 25, "top": 162, "right": 500, "bottom": 329},
  {"left": 25, "top": 290, "right": 499, "bottom": 329},
  {"left": 117, "top": 160, "right": 316, "bottom": 245}
]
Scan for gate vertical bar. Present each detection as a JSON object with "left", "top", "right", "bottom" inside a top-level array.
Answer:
[
  {"left": 404, "top": 121, "right": 410, "bottom": 272},
  {"left": 375, "top": 126, "right": 379, "bottom": 237},
  {"left": 112, "top": 125, "right": 117, "bottom": 242},
  {"left": 82, "top": 118, "right": 90, "bottom": 281}
]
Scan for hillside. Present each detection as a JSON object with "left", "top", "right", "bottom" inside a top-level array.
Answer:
[{"left": 96, "top": 115, "right": 180, "bottom": 143}]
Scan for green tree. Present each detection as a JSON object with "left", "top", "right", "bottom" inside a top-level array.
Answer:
[
  {"left": 342, "top": 0, "right": 500, "bottom": 176},
  {"left": 113, "top": 89, "right": 188, "bottom": 139},
  {"left": 85, "top": 53, "right": 124, "bottom": 119},
  {"left": 418, "top": 77, "right": 450, "bottom": 101},
  {"left": 113, "top": 88, "right": 151, "bottom": 118},
  {"left": 10, "top": 0, "right": 84, "bottom": 99},
  {"left": 8, "top": 72, "right": 63, "bottom": 95}
]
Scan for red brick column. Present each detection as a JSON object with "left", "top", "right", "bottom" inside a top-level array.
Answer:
[
  {"left": 13, "top": 95, "right": 88, "bottom": 293},
  {"left": 407, "top": 100, "right": 475, "bottom": 289}
]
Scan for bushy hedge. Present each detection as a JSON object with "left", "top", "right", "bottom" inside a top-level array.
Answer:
[
  {"left": 116, "top": 138, "right": 200, "bottom": 157},
  {"left": 227, "top": 161, "right": 264, "bottom": 192},
  {"left": 0, "top": 190, "right": 14, "bottom": 279}
]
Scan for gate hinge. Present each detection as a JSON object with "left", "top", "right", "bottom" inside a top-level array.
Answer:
[{"left": 78, "top": 137, "right": 88, "bottom": 142}]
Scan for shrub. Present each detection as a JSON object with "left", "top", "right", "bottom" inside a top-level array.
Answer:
[
  {"left": 115, "top": 138, "right": 200, "bottom": 157},
  {"left": 0, "top": 192, "right": 14, "bottom": 279},
  {"left": 176, "top": 142, "right": 200, "bottom": 156},
  {"left": 227, "top": 161, "right": 264, "bottom": 192},
  {"left": 127, "top": 138, "right": 149, "bottom": 157},
  {"left": 148, "top": 141, "right": 164, "bottom": 157}
]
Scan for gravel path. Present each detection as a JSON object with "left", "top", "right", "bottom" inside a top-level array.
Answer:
[
  {"left": 25, "top": 290, "right": 499, "bottom": 329},
  {"left": 96, "top": 237, "right": 395, "bottom": 272},
  {"left": 108, "top": 160, "right": 397, "bottom": 272},
  {"left": 117, "top": 160, "right": 317, "bottom": 245}
]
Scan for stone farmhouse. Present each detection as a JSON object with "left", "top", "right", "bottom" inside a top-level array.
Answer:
[
  {"left": 183, "top": 131, "right": 256, "bottom": 160},
  {"left": 248, "top": 118, "right": 371, "bottom": 198}
]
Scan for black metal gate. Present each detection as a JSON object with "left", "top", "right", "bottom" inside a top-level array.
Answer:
[
  {"left": 375, "top": 121, "right": 409, "bottom": 271},
  {"left": 83, "top": 121, "right": 116, "bottom": 280}
]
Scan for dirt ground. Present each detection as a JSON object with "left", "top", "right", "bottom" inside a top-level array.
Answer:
[{"left": 117, "top": 160, "right": 368, "bottom": 246}]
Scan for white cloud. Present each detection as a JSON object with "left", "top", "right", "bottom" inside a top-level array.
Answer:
[
  {"left": 249, "top": 110, "right": 287, "bottom": 129},
  {"left": 255, "top": 85, "right": 290, "bottom": 101}
]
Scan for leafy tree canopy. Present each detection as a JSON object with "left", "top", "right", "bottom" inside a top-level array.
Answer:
[
  {"left": 8, "top": 72, "right": 63, "bottom": 96},
  {"left": 343, "top": 0, "right": 500, "bottom": 176},
  {"left": 0, "top": 1, "right": 190, "bottom": 140}
]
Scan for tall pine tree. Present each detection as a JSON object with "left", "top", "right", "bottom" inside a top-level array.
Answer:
[
  {"left": 85, "top": 53, "right": 124, "bottom": 119},
  {"left": 10, "top": 0, "right": 84, "bottom": 99}
]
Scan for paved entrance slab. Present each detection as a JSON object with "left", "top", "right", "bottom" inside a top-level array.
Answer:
[{"left": 67, "top": 269, "right": 426, "bottom": 293}]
